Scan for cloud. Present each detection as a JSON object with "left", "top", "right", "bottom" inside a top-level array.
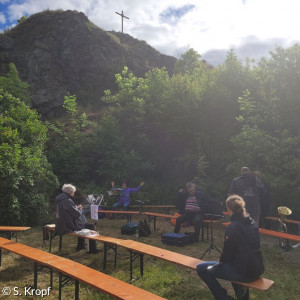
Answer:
[
  {"left": 1, "top": 0, "right": 300, "bottom": 65},
  {"left": 0, "top": 13, "right": 6, "bottom": 24},
  {"left": 159, "top": 4, "right": 195, "bottom": 25}
]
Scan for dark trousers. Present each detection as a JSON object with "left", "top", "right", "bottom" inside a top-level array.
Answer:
[
  {"left": 77, "top": 223, "right": 97, "bottom": 252},
  {"left": 174, "top": 212, "right": 203, "bottom": 241},
  {"left": 196, "top": 261, "right": 255, "bottom": 300}
]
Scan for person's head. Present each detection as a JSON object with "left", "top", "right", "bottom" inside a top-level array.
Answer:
[
  {"left": 121, "top": 181, "right": 127, "bottom": 189},
  {"left": 186, "top": 182, "right": 196, "bottom": 196},
  {"left": 240, "top": 166, "right": 251, "bottom": 175},
  {"left": 226, "top": 194, "right": 247, "bottom": 217},
  {"left": 62, "top": 184, "right": 76, "bottom": 197}
]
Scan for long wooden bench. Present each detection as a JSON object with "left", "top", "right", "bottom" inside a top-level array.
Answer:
[
  {"left": 0, "top": 226, "right": 31, "bottom": 241},
  {"left": 223, "top": 222, "right": 300, "bottom": 242},
  {"left": 0, "top": 237, "right": 165, "bottom": 300},
  {"left": 265, "top": 216, "right": 300, "bottom": 225},
  {"left": 44, "top": 225, "right": 274, "bottom": 294}
]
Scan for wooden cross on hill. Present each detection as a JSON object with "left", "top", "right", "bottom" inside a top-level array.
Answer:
[{"left": 115, "top": 10, "right": 129, "bottom": 33}]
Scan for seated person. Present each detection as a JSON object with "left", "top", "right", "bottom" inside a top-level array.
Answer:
[
  {"left": 55, "top": 184, "right": 99, "bottom": 253},
  {"left": 174, "top": 182, "right": 208, "bottom": 241},
  {"left": 196, "top": 195, "right": 264, "bottom": 300},
  {"left": 111, "top": 180, "right": 144, "bottom": 210}
]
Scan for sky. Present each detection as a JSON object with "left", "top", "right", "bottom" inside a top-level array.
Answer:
[{"left": 0, "top": 0, "right": 300, "bottom": 65}]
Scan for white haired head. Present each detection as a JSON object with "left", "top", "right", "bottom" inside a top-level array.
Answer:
[{"left": 62, "top": 184, "right": 76, "bottom": 195}]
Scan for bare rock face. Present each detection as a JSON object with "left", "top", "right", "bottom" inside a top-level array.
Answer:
[{"left": 0, "top": 10, "right": 176, "bottom": 115}]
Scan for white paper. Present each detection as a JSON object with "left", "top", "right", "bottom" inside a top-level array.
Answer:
[{"left": 90, "top": 204, "right": 99, "bottom": 220}]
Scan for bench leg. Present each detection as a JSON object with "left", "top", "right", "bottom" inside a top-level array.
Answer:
[
  {"left": 103, "top": 243, "right": 117, "bottom": 270},
  {"left": 59, "top": 235, "right": 63, "bottom": 251},
  {"left": 34, "top": 262, "right": 38, "bottom": 289},
  {"left": 130, "top": 251, "right": 144, "bottom": 282},
  {"left": 75, "top": 280, "right": 79, "bottom": 300},
  {"left": 153, "top": 217, "right": 157, "bottom": 231},
  {"left": 59, "top": 273, "right": 74, "bottom": 300},
  {"left": 0, "top": 248, "right": 2, "bottom": 266},
  {"left": 49, "top": 231, "right": 53, "bottom": 253}
]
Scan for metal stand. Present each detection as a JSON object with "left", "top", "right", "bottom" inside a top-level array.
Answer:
[{"left": 201, "top": 218, "right": 221, "bottom": 259}]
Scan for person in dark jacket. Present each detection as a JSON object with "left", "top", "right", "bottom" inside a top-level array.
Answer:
[
  {"left": 174, "top": 182, "right": 208, "bottom": 241},
  {"left": 196, "top": 195, "right": 264, "bottom": 300},
  {"left": 228, "top": 167, "right": 261, "bottom": 224},
  {"left": 55, "top": 184, "right": 99, "bottom": 253}
]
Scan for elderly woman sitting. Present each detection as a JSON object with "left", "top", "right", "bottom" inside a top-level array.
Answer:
[{"left": 55, "top": 184, "right": 99, "bottom": 253}]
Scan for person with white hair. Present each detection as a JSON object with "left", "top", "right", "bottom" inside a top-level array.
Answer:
[{"left": 55, "top": 184, "right": 99, "bottom": 253}]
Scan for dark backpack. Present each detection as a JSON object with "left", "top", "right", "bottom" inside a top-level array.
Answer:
[
  {"left": 121, "top": 222, "right": 139, "bottom": 235},
  {"left": 138, "top": 219, "right": 151, "bottom": 237}
]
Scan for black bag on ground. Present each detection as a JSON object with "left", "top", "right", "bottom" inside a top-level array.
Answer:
[
  {"left": 121, "top": 222, "right": 139, "bottom": 235},
  {"left": 161, "top": 233, "right": 190, "bottom": 246},
  {"left": 138, "top": 219, "right": 151, "bottom": 237}
]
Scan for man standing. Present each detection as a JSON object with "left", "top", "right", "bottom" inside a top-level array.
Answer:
[
  {"left": 55, "top": 184, "right": 99, "bottom": 253},
  {"left": 228, "top": 167, "right": 260, "bottom": 225},
  {"left": 174, "top": 182, "right": 208, "bottom": 242}
]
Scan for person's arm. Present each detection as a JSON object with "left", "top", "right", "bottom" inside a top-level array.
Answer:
[
  {"left": 128, "top": 182, "right": 144, "bottom": 193},
  {"left": 228, "top": 180, "right": 236, "bottom": 195},
  {"left": 63, "top": 199, "right": 82, "bottom": 219},
  {"left": 219, "top": 225, "right": 238, "bottom": 263}
]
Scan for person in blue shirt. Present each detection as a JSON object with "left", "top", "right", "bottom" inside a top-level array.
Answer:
[{"left": 111, "top": 180, "right": 144, "bottom": 210}]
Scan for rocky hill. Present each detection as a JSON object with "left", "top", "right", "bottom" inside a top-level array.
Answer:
[{"left": 0, "top": 10, "right": 176, "bottom": 115}]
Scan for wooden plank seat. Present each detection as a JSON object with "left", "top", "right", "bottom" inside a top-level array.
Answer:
[
  {"left": 116, "top": 239, "right": 274, "bottom": 292},
  {"left": 223, "top": 222, "right": 300, "bottom": 242},
  {"left": 0, "top": 237, "right": 165, "bottom": 300},
  {"left": 98, "top": 210, "right": 141, "bottom": 222},
  {"left": 142, "top": 212, "right": 178, "bottom": 231},
  {"left": 0, "top": 226, "right": 31, "bottom": 242},
  {"left": 131, "top": 205, "right": 176, "bottom": 214},
  {"left": 265, "top": 216, "right": 300, "bottom": 225}
]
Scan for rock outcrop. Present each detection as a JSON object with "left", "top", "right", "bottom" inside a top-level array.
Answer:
[{"left": 0, "top": 10, "right": 176, "bottom": 115}]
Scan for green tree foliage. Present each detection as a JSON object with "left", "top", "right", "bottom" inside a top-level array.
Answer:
[
  {"left": 174, "top": 48, "right": 202, "bottom": 74},
  {"left": 0, "top": 90, "right": 58, "bottom": 225},
  {"left": 0, "top": 63, "right": 31, "bottom": 105},
  {"left": 46, "top": 94, "right": 89, "bottom": 184}
]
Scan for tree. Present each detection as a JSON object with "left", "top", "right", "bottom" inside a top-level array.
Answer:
[
  {"left": 0, "top": 63, "right": 31, "bottom": 105},
  {"left": 0, "top": 89, "right": 58, "bottom": 225},
  {"left": 174, "top": 48, "right": 202, "bottom": 74}
]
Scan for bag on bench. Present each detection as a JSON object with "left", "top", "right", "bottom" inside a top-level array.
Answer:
[
  {"left": 121, "top": 222, "right": 139, "bottom": 235},
  {"left": 161, "top": 233, "right": 190, "bottom": 246}
]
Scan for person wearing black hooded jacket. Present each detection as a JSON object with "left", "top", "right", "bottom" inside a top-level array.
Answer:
[
  {"left": 196, "top": 195, "right": 264, "bottom": 300},
  {"left": 55, "top": 184, "right": 99, "bottom": 253},
  {"left": 229, "top": 167, "right": 261, "bottom": 225}
]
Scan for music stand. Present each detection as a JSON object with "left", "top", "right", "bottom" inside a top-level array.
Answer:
[{"left": 201, "top": 214, "right": 223, "bottom": 259}]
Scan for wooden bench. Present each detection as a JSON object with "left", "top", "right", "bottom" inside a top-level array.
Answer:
[
  {"left": 131, "top": 205, "right": 176, "bottom": 214},
  {"left": 142, "top": 212, "right": 178, "bottom": 230},
  {"left": 265, "top": 216, "right": 300, "bottom": 225},
  {"left": 0, "top": 237, "right": 165, "bottom": 300},
  {"left": 43, "top": 225, "right": 274, "bottom": 294},
  {"left": 0, "top": 226, "right": 31, "bottom": 242},
  {"left": 223, "top": 222, "right": 300, "bottom": 242},
  {"left": 98, "top": 210, "right": 141, "bottom": 222}
]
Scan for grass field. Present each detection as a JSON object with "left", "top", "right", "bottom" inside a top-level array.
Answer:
[{"left": 0, "top": 216, "right": 299, "bottom": 300}]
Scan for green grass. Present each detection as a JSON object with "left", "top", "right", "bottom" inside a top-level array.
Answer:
[{"left": 0, "top": 217, "right": 299, "bottom": 299}]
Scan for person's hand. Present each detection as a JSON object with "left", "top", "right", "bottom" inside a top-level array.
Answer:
[
  {"left": 78, "top": 204, "right": 83, "bottom": 210},
  {"left": 179, "top": 188, "right": 183, "bottom": 193},
  {"left": 111, "top": 181, "right": 115, "bottom": 187},
  {"left": 140, "top": 181, "right": 145, "bottom": 186}
]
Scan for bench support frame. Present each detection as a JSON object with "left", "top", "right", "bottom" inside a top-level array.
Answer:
[
  {"left": 103, "top": 242, "right": 117, "bottom": 270},
  {"left": 129, "top": 251, "right": 144, "bottom": 282},
  {"left": 58, "top": 273, "right": 79, "bottom": 300}
]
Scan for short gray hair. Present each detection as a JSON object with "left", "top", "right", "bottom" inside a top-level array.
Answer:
[
  {"left": 62, "top": 184, "right": 76, "bottom": 194},
  {"left": 186, "top": 182, "right": 196, "bottom": 190}
]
